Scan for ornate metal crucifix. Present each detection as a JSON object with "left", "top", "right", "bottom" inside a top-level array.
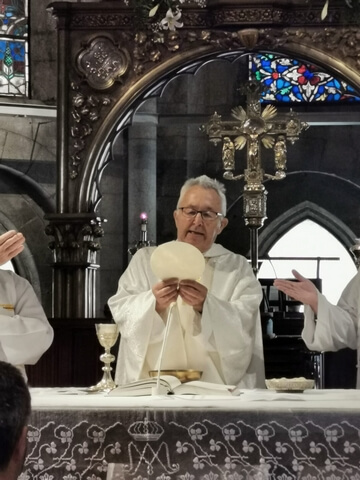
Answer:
[{"left": 202, "top": 80, "right": 308, "bottom": 275}]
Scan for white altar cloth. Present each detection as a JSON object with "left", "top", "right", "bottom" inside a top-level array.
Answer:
[
  {"left": 30, "top": 386, "right": 360, "bottom": 410},
  {"left": 26, "top": 387, "right": 360, "bottom": 479}
]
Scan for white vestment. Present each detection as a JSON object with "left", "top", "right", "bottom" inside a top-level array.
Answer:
[
  {"left": 108, "top": 243, "right": 265, "bottom": 388},
  {"left": 0, "top": 270, "right": 54, "bottom": 379},
  {"left": 302, "top": 270, "right": 360, "bottom": 387}
]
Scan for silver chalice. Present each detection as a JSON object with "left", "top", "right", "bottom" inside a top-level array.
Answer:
[{"left": 88, "top": 323, "right": 119, "bottom": 393}]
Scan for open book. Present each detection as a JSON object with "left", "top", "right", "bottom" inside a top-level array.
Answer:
[{"left": 108, "top": 375, "right": 235, "bottom": 396}]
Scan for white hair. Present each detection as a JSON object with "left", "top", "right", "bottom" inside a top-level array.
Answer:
[{"left": 177, "top": 175, "right": 227, "bottom": 215}]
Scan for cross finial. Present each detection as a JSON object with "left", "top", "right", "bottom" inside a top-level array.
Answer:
[{"left": 201, "top": 79, "right": 308, "bottom": 274}]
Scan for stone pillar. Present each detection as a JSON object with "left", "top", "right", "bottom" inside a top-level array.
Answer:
[
  {"left": 128, "top": 101, "right": 157, "bottom": 253},
  {"left": 46, "top": 4, "right": 109, "bottom": 319},
  {"left": 45, "top": 213, "right": 105, "bottom": 318}
]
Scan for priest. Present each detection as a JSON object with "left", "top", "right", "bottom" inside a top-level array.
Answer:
[{"left": 108, "top": 175, "right": 265, "bottom": 389}]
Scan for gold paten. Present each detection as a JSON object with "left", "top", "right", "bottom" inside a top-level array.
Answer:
[{"left": 149, "top": 369, "right": 202, "bottom": 383}]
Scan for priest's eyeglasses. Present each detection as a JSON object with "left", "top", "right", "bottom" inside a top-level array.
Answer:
[{"left": 178, "top": 207, "right": 224, "bottom": 221}]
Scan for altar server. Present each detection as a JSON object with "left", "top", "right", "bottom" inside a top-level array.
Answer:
[
  {"left": 274, "top": 269, "right": 360, "bottom": 388},
  {"left": 108, "top": 175, "right": 265, "bottom": 388},
  {"left": 0, "top": 360, "right": 31, "bottom": 480},
  {"left": 0, "top": 230, "right": 53, "bottom": 379}
]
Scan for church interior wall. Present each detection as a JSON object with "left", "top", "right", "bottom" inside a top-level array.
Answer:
[
  {"left": 97, "top": 120, "right": 360, "bottom": 317},
  {"left": 30, "top": 0, "right": 57, "bottom": 102},
  {"left": 1, "top": 0, "right": 355, "bottom": 387},
  {"left": 1, "top": 0, "right": 360, "bottom": 321}
]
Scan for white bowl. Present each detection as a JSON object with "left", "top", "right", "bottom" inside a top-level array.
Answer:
[{"left": 265, "top": 377, "right": 315, "bottom": 393}]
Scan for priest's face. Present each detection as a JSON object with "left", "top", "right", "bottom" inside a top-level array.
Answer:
[{"left": 173, "top": 185, "right": 228, "bottom": 253}]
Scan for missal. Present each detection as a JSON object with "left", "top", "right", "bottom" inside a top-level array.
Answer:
[{"left": 108, "top": 375, "right": 235, "bottom": 396}]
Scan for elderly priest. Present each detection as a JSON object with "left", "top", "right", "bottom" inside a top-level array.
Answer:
[{"left": 108, "top": 175, "right": 265, "bottom": 389}]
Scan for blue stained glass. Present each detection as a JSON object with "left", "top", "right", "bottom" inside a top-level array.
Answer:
[
  {"left": 0, "top": 38, "right": 28, "bottom": 96},
  {"left": 0, "top": 0, "right": 28, "bottom": 97},
  {"left": 277, "top": 65, "right": 288, "bottom": 74},
  {"left": 250, "top": 53, "right": 360, "bottom": 103},
  {"left": 11, "top": 43, "right": 24, "bottom": 61},
  {"left": 0, "top": 39, "right": 24, "bottom": 62}
]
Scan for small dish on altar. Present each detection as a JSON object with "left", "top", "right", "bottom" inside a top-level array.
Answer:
[
  {"left": 149, "top": 369, "right": 203, "bottom": 383},
  {"left": 265, "top": 377, "right": 314, "bottom": 393}
]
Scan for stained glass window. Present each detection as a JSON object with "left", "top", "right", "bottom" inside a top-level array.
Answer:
[
  {"left": 250, "top": 53, "right": 360, "bottom": 103},
  {"left": 0, "top": 0, "right": 28, "bottom": 97}
]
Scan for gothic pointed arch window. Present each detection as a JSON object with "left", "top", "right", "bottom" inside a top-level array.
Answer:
[
  {"left": 250, "top": 53, "right": 360, "bottom": 103},
  {"left": 258, "top": 219, "right": 357, "bottom": 305},
  {"left": 0, "top": 0, "right": 28, "bottom": 96}
]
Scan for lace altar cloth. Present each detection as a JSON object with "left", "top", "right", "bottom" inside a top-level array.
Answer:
[{"left": 24, "top": 388, "right": 360, "bottom": 479}]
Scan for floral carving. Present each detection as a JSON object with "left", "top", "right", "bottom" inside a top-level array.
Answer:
[
  {"left": 69, "top": 83, "right": 112, "bottom": 179},
  {"left": 76, "top": 36, "right": 130, "bottom": 90},
  {"left": 45, "top": 215, "right": 105, "bottom": 265}
]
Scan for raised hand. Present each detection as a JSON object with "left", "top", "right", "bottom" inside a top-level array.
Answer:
[
  {"left": 0, "top": 230, "right": 25, "bottom": 266},
  {"left": 178, "top": 279, "right": 208, "bottom": 313},
  {"left": 274, "top": 269, "right": 319, "bottom": 314},
  {"left": 152, "top": 278, "right": 179, "bottom": 314}
]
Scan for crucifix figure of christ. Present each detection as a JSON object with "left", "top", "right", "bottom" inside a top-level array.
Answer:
[{"left": 201, "top": 80, "right": 308, "bottom": 275}]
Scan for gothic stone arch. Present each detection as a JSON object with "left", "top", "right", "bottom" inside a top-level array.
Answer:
[
  {"left": 47, "top": 0, "right": 360, "bottom": 317},
  {"left": 258, "top": 200, "right": 357, "bottom": 259}
]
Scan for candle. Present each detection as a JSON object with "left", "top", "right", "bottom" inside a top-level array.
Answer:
[
  {"left": 128, "top": 212, "right": 151, "bottom": 255},
  {"left": 139, "top": 212, "right": 148, "bottom": 244}
]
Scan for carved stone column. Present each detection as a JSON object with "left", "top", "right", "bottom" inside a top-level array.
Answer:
[
  {"left": 47, "top": 4, "right": 130, "bottom": 318},
  {"left": 45, "top": 213, "right": 105, "bottom": 318},
  {"left": 350, "top": 240, "right": 360, "bottom": 269}
]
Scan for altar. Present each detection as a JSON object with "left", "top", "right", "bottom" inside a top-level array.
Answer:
[{"left": 25, "top": 388, "right": 360, "bottom": 480}]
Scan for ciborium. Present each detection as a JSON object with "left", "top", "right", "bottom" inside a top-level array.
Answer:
[{"left": 88, "top": 323, "right": 119, "bottom": 392}]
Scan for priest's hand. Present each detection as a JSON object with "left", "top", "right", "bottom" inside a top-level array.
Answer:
[
  {"left": 274, "top": 269, "right": 319, "bottom": 314},
  {"left": 152, "top": 278, "right": 179, "bottom": 314},
  {"left": 0, "top": 230, "right": 25, "bottom": 265},
  {"left": 178, "top": 279, "right": 207, "bottom": 313}
]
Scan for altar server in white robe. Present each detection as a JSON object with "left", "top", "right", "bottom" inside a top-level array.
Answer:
[
  {"left": 0, "top": 230, "right": 54, "bottom": 379},
  {"left": 108, "top": 175, "right": 265, "bottom": 389},
  {"left": 274, "top": 269, "right": 360, "bottom": 388}
]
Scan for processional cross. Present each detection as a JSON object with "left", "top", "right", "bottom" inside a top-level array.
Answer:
[{"left": 201, "top": 80, "right": 308, "bottom": 275}]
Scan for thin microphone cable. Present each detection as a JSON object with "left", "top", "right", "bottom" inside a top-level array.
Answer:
[
  {"left": 268, "top": 257, "right": 278, "bottom": 279},
  {"left": 153, "top": 301, "right": 177, "bottom": 395}
]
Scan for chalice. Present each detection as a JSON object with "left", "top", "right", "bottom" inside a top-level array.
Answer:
[{"left": 88, "top": 323, "right": 119, "bottom": 392}]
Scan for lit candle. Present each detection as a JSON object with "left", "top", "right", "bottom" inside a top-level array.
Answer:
[{"left": 139, "top": 212, "right": 148, "bottom": 244}]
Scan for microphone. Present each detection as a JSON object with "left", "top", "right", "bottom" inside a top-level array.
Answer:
[{"left": 152, "top": 301, "right": 177, "bottom": 395}]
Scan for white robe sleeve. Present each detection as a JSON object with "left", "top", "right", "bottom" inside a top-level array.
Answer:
[
  {"left": 0, "top": 270, "right": 54, "bottom": 366},
  {"left": 200, "top": 254, "right": 265, "bottom": 388},
  {"left": 302, "top": 271, "right": 360, "bottom": 352},
  {"left": 108, "top": 248, "right": 165, "bottom": 384}
]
